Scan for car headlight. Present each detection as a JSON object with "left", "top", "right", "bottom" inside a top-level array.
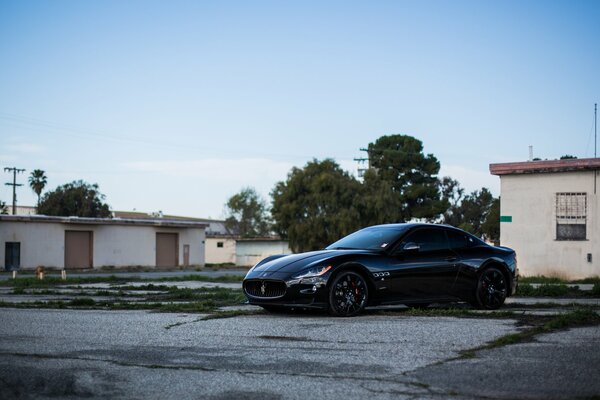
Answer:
[{"left": 292, "top": 265, "right": 332, "bottom": 280}]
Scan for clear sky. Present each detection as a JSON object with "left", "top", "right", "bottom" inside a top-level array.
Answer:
[{"left": 1, "top": 0, "right": 599, "bottom": 218}]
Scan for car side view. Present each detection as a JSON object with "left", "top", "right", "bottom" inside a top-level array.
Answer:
[{"left": 243, "top": 223, "right": 518, "bottom": 316}]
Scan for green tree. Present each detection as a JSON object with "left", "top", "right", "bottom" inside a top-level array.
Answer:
[
  {"left": 28, "top": 169, "right": 47, "bottom": 207},
  {"left": 224, "top": 187, "right": 271, "bottom": 237},
  {"left": 271, "top": 159, "right": 362, "bottom": 252},
  {"left": 363, "top": 134, "right": 447, "bottom": 223},
  {"left": 440, "top": 176, "right": 465, "bottom": 227},
  {"left": 560, "top": 155, "right": 577, "bottom": 159},
  {"left": 37, "top": 180, "right": 111, "bottom": 218},
  {"left": 0, "top": 199, "right": 8, "bottom": 214},
  {"left": 443, "top": 186, "right": 499, "bottom": 242},
  {"left": 481, "top": 197, "right": 500, "bottom": 244}
]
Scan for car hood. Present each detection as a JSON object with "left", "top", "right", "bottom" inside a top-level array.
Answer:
[{"left": 248, "top": 249, "right": 375, "bottom": 276}]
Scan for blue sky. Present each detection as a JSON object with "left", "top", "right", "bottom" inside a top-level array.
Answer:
[{"left": 1, "top": 0, "right": 599, "bottom": 218}]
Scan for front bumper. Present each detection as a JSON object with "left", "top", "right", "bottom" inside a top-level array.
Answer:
[{"left": 243, "top": 270, "right": 330, "bottom": 308}]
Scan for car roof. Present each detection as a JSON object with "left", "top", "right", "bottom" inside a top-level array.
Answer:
[{"left": 368, "top": 222, "right": 452, "bottom": 229}]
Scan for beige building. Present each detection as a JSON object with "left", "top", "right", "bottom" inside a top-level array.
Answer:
[
  {"left": 490, "top": 158, "right": 599, "bottom": 279},
  {"left": 205, "top": 236, "right": 292, "bottom": 266},
  {"left": 205, "top": 236, "right": 237, "bottom": 264},
  {"left": 0, "top": 215, "right": 207, "bottom": 270}
]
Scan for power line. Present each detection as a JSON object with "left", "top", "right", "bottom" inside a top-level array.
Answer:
[{"left": 4, "top": 167, "right": 26, "bottom": 215}]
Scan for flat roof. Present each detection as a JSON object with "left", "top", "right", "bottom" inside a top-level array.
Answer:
[
  {"left": 490, "top": 157, "right": 600, "bottom": 176},
  {"left": 113, "top": 210, "right": 224, "bottom": 223},
  {"left": 0, "top": 214, "right": 208, "bottom": 229}
]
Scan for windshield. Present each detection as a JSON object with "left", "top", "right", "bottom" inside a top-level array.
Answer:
[{"left": 326, "top": 226, "right": 410, "bottom": 251}]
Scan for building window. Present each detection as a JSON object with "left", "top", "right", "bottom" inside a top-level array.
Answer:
[
  {"left": 555, "top": 192, "right": 586, "bottom": 240},
  {"left": 217, "top": 241, "right": 224, "bottom": 248}
]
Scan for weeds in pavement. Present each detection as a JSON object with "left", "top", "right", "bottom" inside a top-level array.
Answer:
[
  {"left": 0, "top": 274, "right": 244, "bottom": 289},
  {"left": 455, "top": 309, "right": 600, "bottom": 359},
  {"left": 519, "top": 275, "right": 600, "bottom": 285},
  {"left": 516, "top": 283, "right": 599, "bottom": 298}
]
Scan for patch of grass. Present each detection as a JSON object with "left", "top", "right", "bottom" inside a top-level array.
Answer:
[
  {"left": 592, "top": 283, "right": 600, "bottom": 296},
  {"left": 572, "top": 276, "right": 600, "bottom": 285},
  {"left": 459, "top": 309, "right": 600, "bottom": 359},
  {"left": 12, "top": 287, "right": 25, "bottom": 295},
  {"left": 1, "top": 274, "right": 243, "bottom": 289},
  {"left": 515, "top": 283, "right": 599, "bottom": 297},
  {"left": 114, "top": 284, "right": 173, "bottom": 291},
  {"left": 519, "top": 275, "right": 600, "bottom": 285},
  {"left": 0, "top": 286, "right": 247, "bottom": 314},
  {"left": 69, "top": 298, "right": 96, "bottom": 306},
  {"left": 201, "top": 309, "right": 262, "bottom": 320},
  {"left": 519, "top": 276, "right": 568, "bottom": 284},
  {"left": 371, "top": 306, "right": 516, "bottom": 319},
  {"left": 504, "top": 302, "right": 600, "bottom": 310},
  {"left": 152, "top": 274, "right": 243, "bottom": 283},
  {"left": 1, "top": 275, "right": 126, "bottom": 288},
  {"left": 204, "top": 263, "right": 237, "bottom": 268},
  {"left": 144, "top": 287, "right": 246, "bottom": 303}
]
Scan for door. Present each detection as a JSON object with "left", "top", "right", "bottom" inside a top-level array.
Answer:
[
  {"left": 387, "top": 227, "right": 459, "bottom": 300},
  {"left": 183, "top": 244, "right": 190, "bottom": 267},
  {"left": 156, "top": 233, "right": 178, "bottom": 267},
  {"left": 4, "top": 242, "right": 20, "bottom": 271},
  {"left": 65, "top": 231, "right": 93, "bottom": 269}
]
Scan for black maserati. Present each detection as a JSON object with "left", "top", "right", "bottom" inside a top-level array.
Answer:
[{"left": 243, "top": 223, "right": 518, "bottom": 316}]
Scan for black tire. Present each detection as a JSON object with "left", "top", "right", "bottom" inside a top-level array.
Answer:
[
  {"left": 328, "top": 271, "right": 368, "bottom": 317},
  {"left": 474, "top": 267, "right": 507, "bottom": 309}
]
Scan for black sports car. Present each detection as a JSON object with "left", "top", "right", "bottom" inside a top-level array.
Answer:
[{"left": 243, "top": 223, "right": 517, "bottom": 316}]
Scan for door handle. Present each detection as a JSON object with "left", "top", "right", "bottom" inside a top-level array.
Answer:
[{"left": 445, "top": 257, "right": 458, "bottom": 262}]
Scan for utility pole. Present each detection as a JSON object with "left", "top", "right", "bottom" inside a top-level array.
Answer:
[
  {"left": 353, "top": 148, "right": 370, "bottom": 179},
  {"left": 4, "top": 167, "right": 25, "bottom": 215},
  {"left": 595, "top": 103, "right": 597, "bottom": 158}
]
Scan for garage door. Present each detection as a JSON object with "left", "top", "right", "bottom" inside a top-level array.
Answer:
[
  {"left": 65, "top": 231, "right": 93, "bottom": 269},
  {"left": 156, "top": 233, "right": 178, "bottom": 267}
]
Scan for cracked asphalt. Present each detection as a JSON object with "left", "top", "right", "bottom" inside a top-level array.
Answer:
[{"left": 0, "top": 308, "right": 598, "bottom": 399}]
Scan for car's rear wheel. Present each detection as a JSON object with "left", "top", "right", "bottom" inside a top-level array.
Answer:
[
  {"left": 475, "top": 267, "right": 507, "bottom": 309},
  {"left": 328, "top": 271, "right": 368, "bottom": 317}
]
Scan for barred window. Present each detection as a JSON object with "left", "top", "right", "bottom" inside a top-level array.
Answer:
[{"left": 555, "top": 192, "right": 586, "bottom": 240}]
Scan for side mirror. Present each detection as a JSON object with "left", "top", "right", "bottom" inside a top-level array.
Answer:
[{"left": 402, "top": 242, "right": 420, "bottom": 252}]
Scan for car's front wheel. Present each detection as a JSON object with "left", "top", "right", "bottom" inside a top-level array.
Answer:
[
  {"left": 328, "top": 271, "right": 368, "bottom": 317},
  {"left": 474, "top": 267, "right": 507, "bottom": 309}
]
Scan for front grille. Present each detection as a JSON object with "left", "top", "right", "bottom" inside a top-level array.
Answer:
[{"left": 244, "top": 279, "right": 286, "bottom": 298}]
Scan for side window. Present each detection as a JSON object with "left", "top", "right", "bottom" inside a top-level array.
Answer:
[
  {"left": 446, "top": 230, "right": 470, "bottom": 250},
  {"left": 402, "top": 228, "right": 448, "bottom": 252}
]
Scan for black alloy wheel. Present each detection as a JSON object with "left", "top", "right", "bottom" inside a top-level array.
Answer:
[
  {"left": 475, "top": 267, "right": 507, "bottom": 309},
  {"left": 329, "top": 271, "right": 368, "bottom": 317}
]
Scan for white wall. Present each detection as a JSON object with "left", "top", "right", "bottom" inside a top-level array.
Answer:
[
  {"left": 179, "top": 228, "right": 205, "bottom": 266},
  {"left": 236, "top": 240, "right": 291, "bottom": 267},
  {"left": 205, "top": 237, "right": 236, "bottom": 264},
  {"left": 0, "top": 221, "right": 205, "bottom": 270},
  {"left": 0, "top": 222, "right": 65, "bottom": 269},
  {"left": 500, "top": 171, "right": 599, "bottom": 279}
]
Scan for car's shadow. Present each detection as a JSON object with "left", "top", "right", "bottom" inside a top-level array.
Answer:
[{"left": 260, "top": 302, "right": 475, "bottom": 318}]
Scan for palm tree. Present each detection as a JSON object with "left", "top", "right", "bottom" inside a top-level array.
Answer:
[{"left": 28, "top": 169, "right": 47, "bottom": 207}]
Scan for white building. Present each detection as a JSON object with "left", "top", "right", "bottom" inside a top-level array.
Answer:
[
  {"left": 113, "top": 210, "right": 292, "bottom": 267},
  {"left": 0, "top": 215, "right": 207, "bottom": 270},
  {"left": 490, "top": 158, "right": 599, "bottom": 279},
  {"left": 235, "top": 238, "right": 292, "bottom": 267}
]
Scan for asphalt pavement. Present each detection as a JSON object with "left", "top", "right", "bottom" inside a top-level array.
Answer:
[{"left": 1, "top": 308, "right": 598, "bottom": 399}]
